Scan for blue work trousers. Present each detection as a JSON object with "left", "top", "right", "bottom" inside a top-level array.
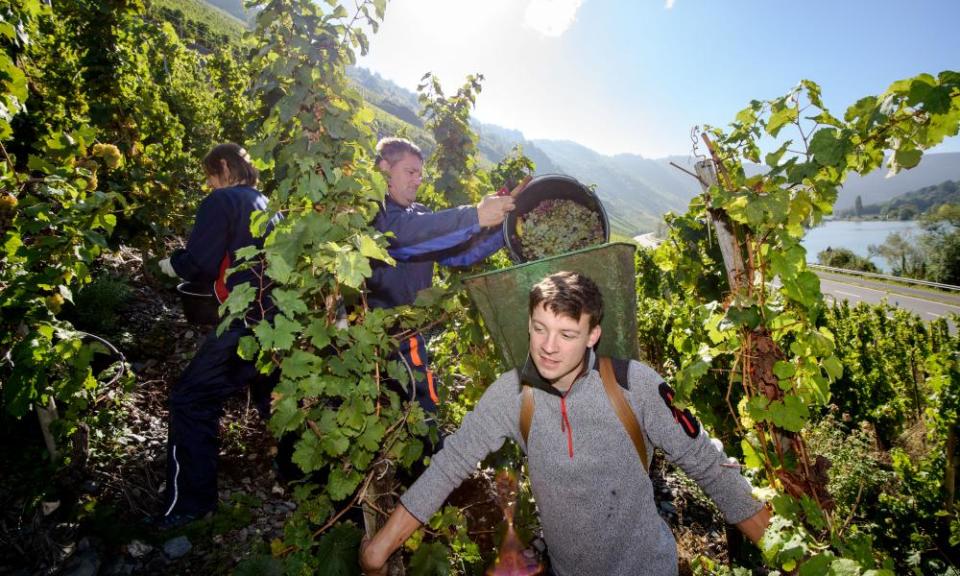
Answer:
[{"left": 163, "top": 327, "right": 275, "bottom": 517}]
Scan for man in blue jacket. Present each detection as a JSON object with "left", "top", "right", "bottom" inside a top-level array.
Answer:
[
  {"left": 369, "top": 137, "right": 516, "bottom": 415},
  {"left": 157, "top": 143, "right": 281, "bottom": 528}
]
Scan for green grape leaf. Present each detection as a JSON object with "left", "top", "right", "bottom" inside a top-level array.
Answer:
[
  {"left": 306, "top": 318, "right": 333, "bottom": 349},
  {"left": 313, "top": 522, "right": 363, "bottom": 576},
  {"left": 271, "top": 288, "right": 309, "bottom": 317},
  {"left": 822, "top": 354, "right": 843, "bottom": 380},
  {"left": 780, "top": 271, "right": 821, "bottom": 308},
  {"left": 270, "top": 395, "right": 305, "bottom": 434},
  {"left": 326, "top": 466, "right": 363, "bottom": 502},
  {"left": 893, "top": 148, "right": 922, "bottom": 170},
  {"left": 237, "top": 336, "right": 260, "bottom": 361},
  {"left": 827, "top": 558, "right": 862, "bottom": 576},
  {"left": 234, "top": 555, "right": 283, "bottom": 576},
  {"left": 414, "top": 286, "right": 447, "bottom": 307},
  {"left": 254, "top": 314, "right": 303, "bottom": 351},
  {"left": 336, "top": 398, "right": 367, "bottom": 431},
  {"left": 741, "top": 439, "right": 763, "bottom": 470},
  {"left": 224, "top": 282, "right": 256, "bottom": 316},
  {"left": 765, "top": 140, "right": 792, "bottom": 168},
  {"left": 800, "top": 494, "right": 828, "bottom": 531},
  {"left": 768, "top": 396, "right": 810, "bottom": 432},
  {"left": 809, "top": 128, "right": 845, "bottom": 166},
  {"left": 281, "top": 350, "right": 323, "bottom": 379},
  {"left": 798, "top": 553, "right": 834, "bottom": 576},
  {"left": 356, "top": 234, "right": 391, "bottom": 263},
  {"left": 725, "top": 305, "right": 761, "bottom": 330},
  {"left": 773, "top": 361, "right": 796, "bottom": 379},
  {"left": 786, "top": 161, "right": 818, "bottom": 183},
  {"left": 908, "top": 77, "right": 952, "bottom": 114},
  {"left": 335, "top": 249, "right": 372, "bottom": 289},
  {"left": 357, "top": 417, "right": 386, "bottom": 452},
  {"left": 401, "top": 438, "right": 425, "bottom": 469},
  {"left": 767, "top": 104, "right": 799, "bottom": 137},
  {"left": 265, "top": 254, "right": 293, "bottom": 284},
  {"left": 250, "top": 210, "right": 274, "bottom": 237},
  {"left": 322, "top": 429, "right": 351, "bottom": 456},
  {"left": 291, "top": 432, "right": 325, "bottom": 473},
  {"left": 409, "top": 541, "right": 451, "bottom": 576}
]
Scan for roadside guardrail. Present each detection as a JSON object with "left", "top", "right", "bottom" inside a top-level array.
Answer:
[{"left": 809, "top": 264, "right": 960, "bottom": 292}]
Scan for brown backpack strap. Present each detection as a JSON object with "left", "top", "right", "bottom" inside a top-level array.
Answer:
[
  {"left": 599, "top": 356, "right": 649, "bottom": 472},
  {"left": 519, "top": 385, "right": 534, "bottom": 446}
]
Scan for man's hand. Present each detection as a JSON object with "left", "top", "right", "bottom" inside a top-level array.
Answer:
[
  {"left": 158, "top": 257, "right": 178, "bottom": 278},
  {"left": 359, "top": 536, "right": 388, "bottom": 576},
  {"left": 476, "top": 194, "right": 516, "bottom": 228}
]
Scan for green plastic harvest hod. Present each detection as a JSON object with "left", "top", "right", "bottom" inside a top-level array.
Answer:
[{"left": 464, "top": 242, "right": 638, "bottom": 370}]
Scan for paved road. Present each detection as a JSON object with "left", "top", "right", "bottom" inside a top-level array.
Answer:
[{"left": 815, "top": 270, "right": 960, "bottom": 328}]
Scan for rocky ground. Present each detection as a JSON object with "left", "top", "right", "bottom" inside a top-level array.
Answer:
[{"left": 0, "top": 249, "right": 737, "bottom": 576}]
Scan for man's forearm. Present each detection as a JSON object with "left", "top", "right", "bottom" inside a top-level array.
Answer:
[
  {"left": 361, "top": 503, "right": 422, "bottom": 573},
  {"left": 735, "top": 504, "right": 771, "bottom": 544}
]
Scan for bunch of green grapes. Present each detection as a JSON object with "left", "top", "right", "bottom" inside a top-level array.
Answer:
[{"left": 519, "top": 199, "right": 604, "bottom": 260}]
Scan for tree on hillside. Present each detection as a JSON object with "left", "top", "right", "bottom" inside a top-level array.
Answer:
[{"left": 855, "top": 195, "right": 863, "bottom": 218}]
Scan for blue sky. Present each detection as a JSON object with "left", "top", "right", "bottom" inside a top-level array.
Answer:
[{"left": 357, "top": 0, "right": 960, "bottom": 159}]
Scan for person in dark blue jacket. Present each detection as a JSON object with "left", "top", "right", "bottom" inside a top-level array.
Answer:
[
  {"left": 369, "top": 137, "right": 516, "bottom": 416},
  {"left": 156, "top": 143, "right": 281, "bottom": 528}
]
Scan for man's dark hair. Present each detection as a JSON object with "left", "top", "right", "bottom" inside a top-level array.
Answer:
[
  {"left": 529, "top": 271, "right": 604, "bottom": 328},
  {"left": 375, "top": 137, "right": 423, "bottom": 166},
  {"left": 203, "top": 143, "right": 258, "bottom": 187}
]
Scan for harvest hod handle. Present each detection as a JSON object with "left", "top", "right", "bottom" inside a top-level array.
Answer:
[{"left": 509, "top": 175, "right": 533, "bottom": 197}]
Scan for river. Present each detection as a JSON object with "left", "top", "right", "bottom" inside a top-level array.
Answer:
[{"left": 801, "top": 219, "right": 924, "bottom": 272}]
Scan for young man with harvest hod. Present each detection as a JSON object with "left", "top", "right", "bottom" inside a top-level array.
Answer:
[
  {"left": 360, "top": 271, "right": 771, "bottom": 576},
  {"left": 369, "top": 137, "right": 516, "bottom": 417}
]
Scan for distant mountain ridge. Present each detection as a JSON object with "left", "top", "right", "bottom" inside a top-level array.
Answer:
[
  {"left": 196, "top": 0, "right": 960, "bottom": 234},
  {"left": 347, "top": 65, "right": 960, "bottom": 234},
  {"left": 834, "top": 154, "right": 960, "bottom": 210}
]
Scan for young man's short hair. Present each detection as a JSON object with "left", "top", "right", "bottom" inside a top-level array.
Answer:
[
  {"left": 529, "top": 271, "right": 604, "bottom": 328},
  {"left": 375, "top": 137, "right": 423, "bottom": 166}
]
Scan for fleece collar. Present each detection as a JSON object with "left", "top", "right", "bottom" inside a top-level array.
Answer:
[{"left": 519, "top": 348, "right": 597, "bottom": 397}]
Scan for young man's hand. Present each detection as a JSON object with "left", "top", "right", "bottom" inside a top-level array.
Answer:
[
  {"left": 476, "top": 194, "right": 516, "bottom": 228},
  {"left": 359, "top": 537, "right": 388, "bottom": 576},
  {"left": 736, "top": 503, "right": 772, "bottom": 544},
  {"left": 358, "top": 504, "right": 422, "bottom": 575}
]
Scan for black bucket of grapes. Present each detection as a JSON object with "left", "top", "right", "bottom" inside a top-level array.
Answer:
[{"left": 503, "top": 174, "right": 610, "bottom": 263}]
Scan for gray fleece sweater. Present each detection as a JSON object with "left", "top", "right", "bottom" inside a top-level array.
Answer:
[{"left": 400, "top": 352, "right": 762, "bottom": 576}]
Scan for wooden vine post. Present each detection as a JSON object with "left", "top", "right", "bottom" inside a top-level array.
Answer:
[{"left": 697, "top": 133, "right": 834, "bottom": 517}]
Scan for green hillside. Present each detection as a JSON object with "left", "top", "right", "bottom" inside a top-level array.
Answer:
[
  {"left": 838, "top": 179, "right": 960, "bottom": 219},
  {"left": 182, "top": 1, "right": 960, "bottom": 236},
  {"left": 161, "top": 1, "right": 676, "bottom": 235},
  {"left": 201, "top": 0, "right": 249, "bottom": 22},
  {"left": 154, "top": 0, "right": 247, "bottom": 43}
]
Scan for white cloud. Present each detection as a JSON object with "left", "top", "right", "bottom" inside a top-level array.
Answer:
[
  {"left": 664, "top": 0, "right": 676, "bottom": 9},
  {"left": 523, "top": 0, "right": 584, "bottom": 37}
]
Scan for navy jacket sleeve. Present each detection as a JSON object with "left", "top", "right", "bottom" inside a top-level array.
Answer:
[
  {"left": 170, "top": 191, "right": 232, "bottom": 282},
  {"left": 437, "top": 227, "right": 505, "bottom": 267},
  {"left": 381, "top": 203, "right": 483, "bottom": 260}
]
